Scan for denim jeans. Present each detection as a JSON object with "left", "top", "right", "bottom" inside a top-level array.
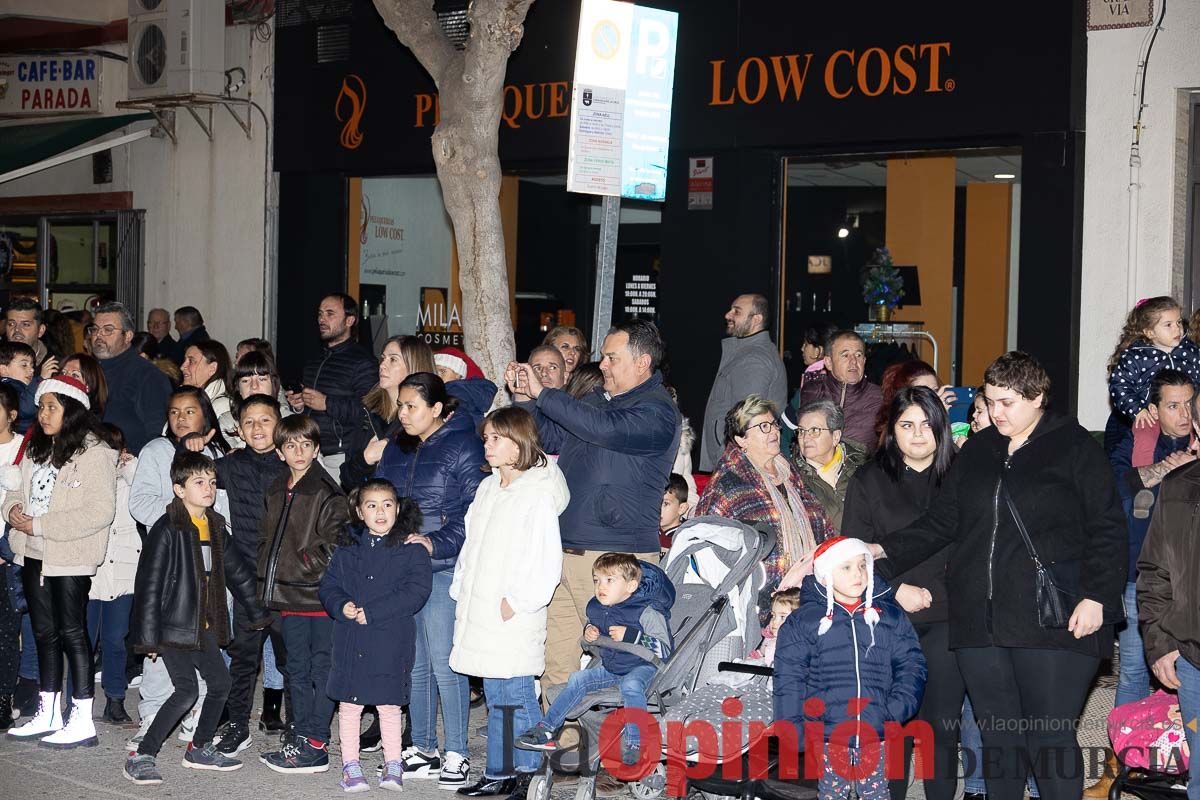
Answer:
[
  {"left": 281, "top": 614, "right": 335, "bottom": 743},
  {"left": 484, "top": 676, "right": 543, "bottom": 777},
  {"left": 263, "top": 637, "right": 285, "bottom": 690},
  {"left": 86, "top": 596, "right": 133, "bottom": 700},
  {"left": 543, "top": 663, "right": 656, "bottom": 749},
  {"left": 411, "top": 570, "right": 469, "bottom": 756},
  {"left": 19, "top": 613, "right": 37, "bottom": 680},
  {"left": 1116, "top": 581, "right": 1151, "bottom": 707},
  {"left": 961, "top": 696, "right": 1039, "bottom": 797},
  {"left": 1175, "top": 656, "right": 1200, "bottom": 800}
]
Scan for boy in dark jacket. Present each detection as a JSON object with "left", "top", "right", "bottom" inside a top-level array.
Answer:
[
  {"left": 516, "top": 553, "right": 675, "bottom": 764},
  {"left": 0, "top": 341, "right": 38, "bottom": 433},
  {"left": 214, "top": 394, "right": 291, "bottom": 755},
  {"left": 774, "top": 537, "right": 926, "bottom": 800},
  {"left": 125, "top": 452, "right": 268, "bottom": 785},
  {"left": 257, "top": 414, "right": 350, "bottom": 775}
]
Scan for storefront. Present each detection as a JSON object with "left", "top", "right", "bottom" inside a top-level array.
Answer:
[{"left": 273, "top": 0, "right": 1085, "bottom": 428}]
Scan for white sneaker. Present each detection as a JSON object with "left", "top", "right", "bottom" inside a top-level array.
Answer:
[
  {"left": 177, "top": 707, "right": 199, "bottom": 742},
  {"left": 438, "top": 752, "right": 470, "bottom": 790},
  {"left": 126, "top": 716, "right": 153, "bottom": 749},
  {"left": 400, "top": 745, "right": 442, "bottom": 778},
  {"left": 40, "top": 697, "right": 97, "bottom": 749},
  {"left": 127, "top": 675, "right": 142, "bottom": 689},
  {"left": 6, "top": 692, "right": 62, "bottom": 740}
]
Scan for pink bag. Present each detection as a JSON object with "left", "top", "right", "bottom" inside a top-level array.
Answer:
[{"left": 1108, "top": 690, "right": 1190, "bottom": 774}]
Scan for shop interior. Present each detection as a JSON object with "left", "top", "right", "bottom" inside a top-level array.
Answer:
[{"left": 0, "top": 214, "right": 122, "bottom": 312}]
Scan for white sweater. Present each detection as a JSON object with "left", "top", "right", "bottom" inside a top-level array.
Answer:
[
  {"left": 449, "top": 459, "right": 569, "bottom": 679},
  {"left": 90, "top": 456, "right": 141, "bottom": 601}
]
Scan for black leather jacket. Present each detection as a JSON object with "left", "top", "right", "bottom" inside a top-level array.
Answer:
[{"left": 132, "top": 499, "right": 266, "bottom": 652}]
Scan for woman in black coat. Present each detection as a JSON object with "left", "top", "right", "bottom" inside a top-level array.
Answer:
[
  {"left": 842, "top": 386, "right": 959, "bottom": 800},
  {"left": 872, "top": 352, "right": 1127, "bottom": 800}
]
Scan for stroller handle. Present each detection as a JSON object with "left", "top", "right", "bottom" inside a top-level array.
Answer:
[{"left": 580, "top": 635, "right": 664, "bottom": 669}]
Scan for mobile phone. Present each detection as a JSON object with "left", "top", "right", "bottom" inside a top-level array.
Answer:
[{"left": 947, "top": 386, "right": 976, "bottom": 425}]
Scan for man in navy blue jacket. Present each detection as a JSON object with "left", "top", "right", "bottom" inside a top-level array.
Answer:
[
  {"left": 92, "top": 301, "right": 172, "bottom": 455},
  {"left": 507, "top": 319, "right": 680, "bottom": 692},
  {"left": 1109, "top": 369, "right": 1196, "bottom": 711}
]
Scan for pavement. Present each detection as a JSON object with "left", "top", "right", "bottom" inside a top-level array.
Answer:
[{"left": 0, "top": 660, "right": 1120, "bottom": 800}]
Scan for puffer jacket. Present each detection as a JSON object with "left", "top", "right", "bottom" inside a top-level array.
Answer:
[
  {"left": 257, "top": 465, "right": 350, "bottom": 612},
  {"left": 790, "top": 371, "right": 884, "bottom": 455},
  {"left": 89, "top": 456, "right": 141, "bottom": 601},
  {"left": 2, "top": 435, "right": 117, "bottom": 577},
  {"left": 217, "top": 445, "right": 289, "bottom": 564},
  {"left": 1138, "top": 462, "right": 1200, "bottom": 671},
  {"left": 875, "top": 413, "right": 1127, "bottom": 657},
  {"left": 774, "top": 574, "right": 926, "bottom": 742},
  {"left": 301, "top": 339, "right": 378, "bottom": 456},
  {"left": 320, "top": 528, "right": 433, "bottom": 705},
  {"left": 527, "top": 372, "right": 681, "bottom": 554},
  {"left": 132, "top": 498, "right": 266, "bottom": 652},
  {"left": 446, "top": 377, "right": 498, "bottom": 433},
  {"left": 374, "top": 421, "right": 485, "bottom": 573},
  {"left": 586, "top": 561, "right": 676, "bottom": 675},
  {"left": 450, "top": 460, "right": 570, "bottom": 678},
  {"left": 339, "top": 405, "right": 398, "bottom": 490},
  {"left": 1109, "top": 339, "right": 1200, "bottom": 420},
  {"left": 789, "top": 439, "right": 870, "bottom": 531}
]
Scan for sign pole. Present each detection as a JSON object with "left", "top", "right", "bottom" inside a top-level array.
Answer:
[{"left": 592, "top": 195, "right": 621, "bottom": 348}]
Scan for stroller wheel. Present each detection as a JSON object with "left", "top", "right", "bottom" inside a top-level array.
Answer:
[
  {"left": 630, "top": 765, "right": 666, "bottom": 800},
  {"left": 528, "top": 774, "right": 552, "bottom": 800}
]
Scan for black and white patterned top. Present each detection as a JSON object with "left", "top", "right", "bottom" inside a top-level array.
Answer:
[
  {"left": 27, "top": 462, "right": 59, "bottom": 518},
  {"left": 1109, "top": 338, "right": 1200, "bottom": 419}
]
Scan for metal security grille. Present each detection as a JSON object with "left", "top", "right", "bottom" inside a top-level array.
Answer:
[
  {"left": 276, "top": 0, "right": 353, "bottom": 28},
  {"left": 115, "top": 210, "right": 145, "bottom": 326},
  {"left": 316, "top": 23, "right": 352, "bottom": 62}
]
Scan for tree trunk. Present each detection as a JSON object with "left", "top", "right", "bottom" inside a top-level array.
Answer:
[{"left": 373, "top": 0, "right": 536, "bottom": 400}]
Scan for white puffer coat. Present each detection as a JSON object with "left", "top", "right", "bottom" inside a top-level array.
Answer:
[
  {"left": 90, "top": 456, "right": 141, "bottom": 601},
  {"left": 449, "top": 459, "right": 569, "bottom": 679}
]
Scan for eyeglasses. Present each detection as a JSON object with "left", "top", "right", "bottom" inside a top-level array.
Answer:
[
  {"left": 85, "top": 324, "right": 121, "bottom": 337},
  {"left": 749, "top": 421, "right": 782, "bottom": 435},
  {"left": 797, "top": 426, "right": 833, "bottom": 438}
]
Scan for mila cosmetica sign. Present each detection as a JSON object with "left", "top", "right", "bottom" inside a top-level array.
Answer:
[{"left": 0, "top": 55, "right": 101, "bottom": 116}]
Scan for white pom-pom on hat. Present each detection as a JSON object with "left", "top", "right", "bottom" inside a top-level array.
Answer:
[{"left": 810, "top": 536, "right": 876, "bottom": 638}]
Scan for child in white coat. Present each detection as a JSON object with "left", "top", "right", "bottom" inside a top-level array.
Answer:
[{"left": 449, "top": 407, "right": 569, "bottom": 798}]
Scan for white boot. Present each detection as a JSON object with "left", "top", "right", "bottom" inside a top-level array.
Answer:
[
  {"left": 6, "top": 692, "right": 62, "bottom": 740},
  {"left": 40, "top": 697, "right": 97, "bottom": 749}
]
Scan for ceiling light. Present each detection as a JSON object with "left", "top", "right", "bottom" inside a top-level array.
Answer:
[
  {"left": 837, "top": 227, "right": 850, "bottom": 239},
  {"left": 993, "top": 173, "right": 1016, "bottom": 180}
]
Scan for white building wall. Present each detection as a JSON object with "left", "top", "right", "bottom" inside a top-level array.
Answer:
[
  {"left": 1079, "top": 7, "right": 1200, "bottom": 429},
  {"left": 0, "top": 23, "right": 273, "bottom": 347}
]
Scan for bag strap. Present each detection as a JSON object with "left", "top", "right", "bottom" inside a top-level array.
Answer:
[{"left": 1002, "top": 481, "right": 1045, "bottom": 570}]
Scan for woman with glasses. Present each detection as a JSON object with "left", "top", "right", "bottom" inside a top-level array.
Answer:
[
  {"left": 842, "top": 385, "right": 960, "bottom": 800},
  {"left": 786, "top": 399, "right": 868, "bottom": 530},
  {"left": 694, "top": 394, "right": 834, "bottom": 625}
]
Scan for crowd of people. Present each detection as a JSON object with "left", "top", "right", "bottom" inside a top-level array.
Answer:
[{"left": 0, "top": 288, "right": 1198, "bottom": 800}]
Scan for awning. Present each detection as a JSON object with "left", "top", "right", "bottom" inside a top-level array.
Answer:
[{"left": 0, "top": 113, "right": 156, "bottom": 184}]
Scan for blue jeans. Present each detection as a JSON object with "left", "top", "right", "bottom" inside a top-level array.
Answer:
[
  {"left": 86, "top": 596, "right": 133, "bottom": 700},
  {"left": 411, "top": 570, "right": 469, "bottom": 756},
  {"left": 961, "top": 696, "right": 1039, "bottom": 797},
  {"left": 19, "top": 613, "right": 37, "bottom": 681},
  {"left": 281, "top": 614, "right": 335, "bottom": 743},
  {"left": 484, "top": 676, "right": 543, "bottom": 777},
  {"left": 1116, "top": 581, "right": 1151, "bottom": 707},
  {"left": 543, "top": 664, "right": 656, "bottom": 748},
  {"left": 1175, "top": 657, "right": 1200, "bottom": 800},
  {"left": 263, "top": 637, "right": 285, "bottom": 690}
]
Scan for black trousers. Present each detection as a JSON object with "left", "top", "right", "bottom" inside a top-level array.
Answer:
[
  {"left": 956, "top": 645, "right": 1099, "bottom": 800},
  {"left": 889, "top": 621, "right": 966, "bottom": 800},
  {"left": 225, "top": 599, "right": 288, "bottom": 726},
  {"left": 22, "top": 559, "right": 92, "bottom": 699},
  {"left": 138, "top": 630, "right": 231, "bottom": 756},
  {"left": 0, "top": 569, "right": 20, "bottom": 694}
]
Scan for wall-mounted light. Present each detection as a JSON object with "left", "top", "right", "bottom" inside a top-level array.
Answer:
[
  {"left": 837, "top": 227, "right": 850, "bottom": 239},
  {"left": 993, "top": 173, "right": 1016, "bottom": 180},
  {"left": 836, "top": 213, "right": 859, "bottom": 240}
]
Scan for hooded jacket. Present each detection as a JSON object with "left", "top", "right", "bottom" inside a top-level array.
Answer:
[
  {"left": 132, "top": 498, "right": 266, "bottom": 652},
  {"left": 374, "top": 420, "right": 485, "bottom": 572},
  {"left": 450, "top": 460, "right": 570, "bottom": 678},
  {"left": 790, "top": 371, "right": 884, "bottom": 455},
  {"left": 320, "top": 528, "right": 433, "bottom": 705},
  {"left": 586, "top": 560, "right": 675, "bottom": 675},
  {"left": 874, "top": 413, "right": 1128, "bottom": 656},
  {"left": 1109, "top": 339, "right": 1200, "bottom": 420},
  {"left": 257, "top": 465, "right": 350, "bottom": 612},
  {"left": 527, "top": 372, "right": 681, "bottom": 553},
  {"left": 217, "top": 445, "right": 289, "bottom": 564},
  {"left": 700, "top": 330, "right": 788, "bottom": 471},
  {"left": 300, "top": 338, "right": 378, "bottom": 456},
  {"left": 774, "top": 574, "right": 925, "bottom": 741},
  {"left": 446, "top": 377, "right": 498, "bottom": 433}
]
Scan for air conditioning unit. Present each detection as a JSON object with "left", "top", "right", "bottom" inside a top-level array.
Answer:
[{"left": 128, "top": 0, "right": 225, "bottom": 99}]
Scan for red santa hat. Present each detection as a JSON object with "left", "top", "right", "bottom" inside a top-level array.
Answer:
[
  {"left": 35, "top": 374, "right": 90, "bottom": 410},
  {"left": 435, "top": 347, "right": 484, "bottom": 380},
  {"left": 811, "top": 536, "right": 879, "bottom": 637}
]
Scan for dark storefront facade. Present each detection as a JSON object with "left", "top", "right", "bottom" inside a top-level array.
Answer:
[{"left": 273, "top": 0, "right": 1085, "bottom": 430}]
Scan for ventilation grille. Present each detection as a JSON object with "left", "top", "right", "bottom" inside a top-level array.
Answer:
[
  {"left": 277, "top": 0, "right": 352, "bottom": 28},
  {"left": 437, "top": 7, "right": 469, "bottom": 49},
  {"left": 316, "top": 23, "right": 351, "bottom": 62}
]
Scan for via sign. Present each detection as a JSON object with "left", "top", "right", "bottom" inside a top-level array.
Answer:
[
  {"left": 567, "top": 0, "right": 679, "bottom": 202},
  {"left": 0, "top": 56, "right": 102, "bottom": 116}
]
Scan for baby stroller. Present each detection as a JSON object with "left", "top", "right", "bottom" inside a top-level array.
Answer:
[{"left": 526, "top": 517, "right": 775, "bottom": 800}]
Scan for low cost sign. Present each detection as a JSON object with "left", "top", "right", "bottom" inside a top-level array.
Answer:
[
  {"left": 567, "top": 0, "right": 679, "bottom": 202},
  {"left": 0, "top": 56, "right": 102, "bottom": 116}
]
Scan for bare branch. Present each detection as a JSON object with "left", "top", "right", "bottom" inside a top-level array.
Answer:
[
  {"left": 372, "top": 0, "right": 457, "bottom": 84},
  {"left": 463, "top": 0, "right": 536, "bottom": 94}
]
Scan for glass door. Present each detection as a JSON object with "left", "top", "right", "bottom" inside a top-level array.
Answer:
[{"left": 39, "top": 215, "right": 119, "bottom": 313}]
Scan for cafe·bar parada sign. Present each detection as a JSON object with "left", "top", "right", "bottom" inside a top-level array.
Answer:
[{"left": 0, "top": 55, "right": 102, "bottom": 116}]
